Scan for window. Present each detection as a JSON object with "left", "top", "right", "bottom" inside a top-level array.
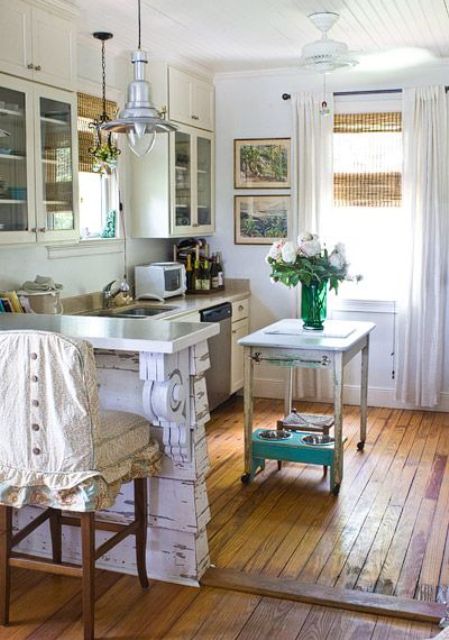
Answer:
[
  {"left": 77, "top": 92, "right": 120, "bottom": 240},
  {"left": 324, "top": 105, "right": 404, "bottom": 301}
]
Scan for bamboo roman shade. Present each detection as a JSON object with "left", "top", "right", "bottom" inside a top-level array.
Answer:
[
  {"left": 333, "top": 112, "right": 402, "bottom": 207},
  {"left": 77, "top": 93, "right": 118, "bottom": 172}
]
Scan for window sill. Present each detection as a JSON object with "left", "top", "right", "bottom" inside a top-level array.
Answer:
[
  {"left": 330, "top": 298, "right": 396, "bottom": 314},
  {"left": 47, "top": 238, "right": 124, "bottom": 260}
]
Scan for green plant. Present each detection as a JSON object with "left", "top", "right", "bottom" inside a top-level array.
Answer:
[{"left": 90, "top": 143, "right": 120, "bottom": 174}]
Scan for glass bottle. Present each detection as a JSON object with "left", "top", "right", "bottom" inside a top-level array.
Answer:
[
  {"left": 216, "top": 252, "right": 224, "bottom": 289},
  {"left": 210, "top": 254, "right": 220, "bottom": 289},
  {"left": 185, "top": 253, "right": 193, "bottom": 291},
  {"left": 194, "top": 256, "right": 202, "bottom": 291},
  {"left": 202, "top": 259, "right": 211, "bottom": 291}
]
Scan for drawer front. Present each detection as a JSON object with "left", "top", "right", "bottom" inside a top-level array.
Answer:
[{"left": 232, "top": 299, "right": 249, "bottom": 322}]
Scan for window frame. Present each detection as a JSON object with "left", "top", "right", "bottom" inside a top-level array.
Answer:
[{"left": 326, "top": 94, "right": 404, "bottom": 305}]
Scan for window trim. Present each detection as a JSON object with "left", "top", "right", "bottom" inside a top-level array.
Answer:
[{"left": 47, "top": 237, "right": 124, "bottom": 259}]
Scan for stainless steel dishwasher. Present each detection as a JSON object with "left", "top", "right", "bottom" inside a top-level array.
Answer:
[{"left": 200, "top": 302, "right": 232, "bottom": 411}]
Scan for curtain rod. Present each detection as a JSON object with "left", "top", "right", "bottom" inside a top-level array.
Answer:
[{"left": 282, "top": 87, "right": 449, "bottom": 100}]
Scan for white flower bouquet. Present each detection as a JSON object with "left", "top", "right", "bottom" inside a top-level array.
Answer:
[{"left": 266, "top": 232, "right": 358, "bottom": 293}]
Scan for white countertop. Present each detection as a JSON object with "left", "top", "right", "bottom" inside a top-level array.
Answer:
[
  {"left": 239, "top": 319, "right": 375, "bottom": 352},
  {"left": 0, "top": 313, "right": 219, "bottom": 354}
]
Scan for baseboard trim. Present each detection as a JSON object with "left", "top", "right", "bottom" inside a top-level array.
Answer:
[
  {"left": 202, "top": 567, "right": 445, "bottom": 624},
  {"left": 253, "top": 377, "right": 449, "bottom": 412}
]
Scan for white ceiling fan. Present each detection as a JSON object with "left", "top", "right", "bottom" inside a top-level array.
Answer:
[{"left": 298, "top": 12, "right": 358, "bottom": 73}]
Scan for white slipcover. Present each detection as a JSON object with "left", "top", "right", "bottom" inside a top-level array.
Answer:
[{"left": 0, "top": 331, "right": 161, "bottom": 511}]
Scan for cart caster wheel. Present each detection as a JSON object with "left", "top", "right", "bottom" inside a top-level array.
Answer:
[
  {"left": 357, "top": 441, "right": 365, "bottom": 451},
  {"left": 241, "top": 473, "right": 251, "bottom": 485},
  {"left": 332, "top": 484, "right": 340, "bottom": 496}
]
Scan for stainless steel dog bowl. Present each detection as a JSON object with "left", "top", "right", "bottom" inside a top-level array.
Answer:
[
  {"left": 258, "top": 429, "right": 292, "bottom": 440},
  {"left": 302, "top": 434, "right": 335, "bottom": 446}
]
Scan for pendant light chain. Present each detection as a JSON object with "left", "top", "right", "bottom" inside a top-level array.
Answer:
[
  {"left": 138, "top": 0, "right": 142, "bottom": 50},
  {"left": 90, "top": 32, "right": 120, "bottom": 173},
  {"left": 101, "top": 39, "right": 107, "bottom": 121}
]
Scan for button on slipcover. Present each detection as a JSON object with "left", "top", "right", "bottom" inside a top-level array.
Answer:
[{"left": 0, "top": 331, "right": 161, "bottom": 511}]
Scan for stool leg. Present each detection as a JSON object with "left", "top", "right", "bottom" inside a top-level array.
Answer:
[
  {"left": 0, "top": 506, "right": 12, "bottom": 625},
  {"left": 80, "top": 512, "right": 95, "bottom": 640},
  {"left": 134, "top": 478, "right": 149, "bottom": 589},
  {"left": 49, "top": 509, "right": 62, "bottom": 564}
]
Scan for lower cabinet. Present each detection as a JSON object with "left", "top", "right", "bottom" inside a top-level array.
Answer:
[
  {"left": 163, "top": 302, "right": 249, "bottom": 395},
  {"left": 231, "top": 299, "right": 250, "bottom": 394}
]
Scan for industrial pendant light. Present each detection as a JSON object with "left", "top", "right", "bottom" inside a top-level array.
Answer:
[
  {"left": 100, "top": 0, "right": 177, "bottom": 157},
  {"left": 89, "top": 31, "right": 120, "bottom": 174}
]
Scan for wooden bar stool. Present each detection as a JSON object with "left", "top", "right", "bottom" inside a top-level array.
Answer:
[{"left": 0, "top": 330, "right": 161, "bottom": 640}]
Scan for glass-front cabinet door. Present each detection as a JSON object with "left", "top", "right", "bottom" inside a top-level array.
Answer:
[
  {"left": 0, "top": 76, "right": 35, "bottom": 244},
  {"left": 196, "top": 132, "right": 213, "bottom": 231},
  {"left": 171, "top": 125, "right": 214, "bottom": 236},
  {"left": 0, "top": 76, "right": 78, "bottom": 245},
  {"left": 173, "top": 130, "right": 192, "bottom": 231},
  {"left": 36, "top": 88, "right": 78, "bottom": 242}
]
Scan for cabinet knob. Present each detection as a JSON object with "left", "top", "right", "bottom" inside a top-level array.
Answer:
[
  {"left": 38, "top": 227, "right": 46, "bottom": 233},
  {"left": 27, "top": 63, "right": 34, "bottom": 70},
  {"left": 191, "top": 115, "right": 199, "bottom": 121},
  {"left": 30, "top": 227, "right": 37, "bottom": 233},
  {"left": 239, "top": 305, "right": 244, "bottom": 311},
  {"left": 35, "top": 65, "right": 41, "bottom": 71}
]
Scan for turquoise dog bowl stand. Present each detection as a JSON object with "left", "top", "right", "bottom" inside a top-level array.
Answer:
[{"left": 247, "top": 429, "right": 346, "bottom": 495}]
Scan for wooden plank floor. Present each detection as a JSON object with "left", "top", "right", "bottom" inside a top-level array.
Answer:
[
  {"left": 3, "top": 569, "right": 440, "bottom": 638},
  {"left": 3, "top": 397, "right": 448, "bottom": 638},
  {"left": 206, "top": 397, "right": 449, "bottom": 606}
]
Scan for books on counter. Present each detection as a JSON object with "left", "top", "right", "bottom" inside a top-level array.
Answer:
[{"left": 0, "top": 290, "right": 26, "bottom": 313}]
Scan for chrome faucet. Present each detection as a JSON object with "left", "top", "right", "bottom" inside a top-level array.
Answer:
[
  {"left": 102, "top": 280, "right": 119, "bottom": 309},
  {"left": 102, "top": 277, "right": 133, "bottom": 308}
]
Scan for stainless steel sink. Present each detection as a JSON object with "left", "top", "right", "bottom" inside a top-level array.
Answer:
[{"left": 81, "top": 305, "right": 178, "bottom": 319}]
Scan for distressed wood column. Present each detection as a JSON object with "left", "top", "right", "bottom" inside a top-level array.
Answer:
[{"left": 91, "top": 341, "right": 212, "bottom": 586}]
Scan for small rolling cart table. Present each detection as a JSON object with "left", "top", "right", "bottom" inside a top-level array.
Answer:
[{"left": 238, "top": 319, "right": 375, "bottom": 495}]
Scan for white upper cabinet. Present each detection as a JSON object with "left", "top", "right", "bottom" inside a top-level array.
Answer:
[
  {"left": 0, "top": 1, "right": 33, "bottom": 81},
  {"left": 30, "top": 7, "right": 76, "bottom": 91},
  {"left": 169, "top": 67, "right": 214, "bottom": 132},
  {"left": 0, "top": 0, "right": 76, "bottom": 92}
]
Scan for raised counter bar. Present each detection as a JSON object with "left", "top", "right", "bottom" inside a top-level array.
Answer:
[
  {"left": 0, "top": 312, "right": 218, "bottom": 353},
  {"left": 0, "top": 313, "right": 219, "bottom": 586}
]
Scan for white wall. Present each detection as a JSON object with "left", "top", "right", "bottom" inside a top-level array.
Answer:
[
  {"left": 0, "top": 40, "right": 171, "bottom": 298},
  {"left": 210, "top": 63, "right": 449, "bottom": 410}
]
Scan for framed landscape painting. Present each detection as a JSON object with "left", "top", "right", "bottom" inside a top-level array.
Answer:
[
  {"left": 234, "top": 138, "right": 291, "bottom": 188},
  {"left": 234, "top": 195, "right": 290, "bottom": 245}
]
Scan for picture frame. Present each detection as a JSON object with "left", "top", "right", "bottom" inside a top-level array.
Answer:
[
  {"left": 234, "top": 194, "right": 291, "bottom": 245},
  {"left": 234, "top": 138, "right": 291, "bottom": 189}
]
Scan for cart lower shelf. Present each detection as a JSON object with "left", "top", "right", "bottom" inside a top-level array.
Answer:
[{"left": 242, "top": 429, "right": 343, "bottom": 495}]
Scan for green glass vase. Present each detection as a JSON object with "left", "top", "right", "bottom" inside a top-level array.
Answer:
[{"left": 301, "top": 280, "right": 328, "bottom": 330}]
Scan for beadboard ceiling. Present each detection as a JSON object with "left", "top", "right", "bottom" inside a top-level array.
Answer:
[{"left": 73, "top": 0, "right": 449, "bottom": 73}]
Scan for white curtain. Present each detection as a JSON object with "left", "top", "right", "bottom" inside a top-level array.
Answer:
[
  {"left": 292, "top": 92, "right": 334, "bottom": 237},
  {"left": 292, "top": 91, "right": 334, "bottom": 400},
  {"left": 395, "top": 86, "right": 449, "bottom": 407}
]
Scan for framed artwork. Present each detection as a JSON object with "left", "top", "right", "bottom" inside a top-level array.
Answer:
[
  {"left": 234, "top": 195, "right": 290, "bottom": 245},
  {"left": 234, "top": 138, "right": 291, "bottom": 188}
]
